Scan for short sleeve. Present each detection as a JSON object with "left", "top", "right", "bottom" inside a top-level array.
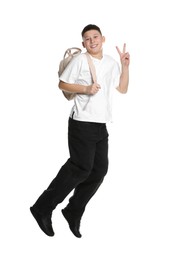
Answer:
[
  {"left": 59, "top": 55, "right": 81, "bottom": 84},
  {"left": 114, "top": 61, "right": 121, "bottom": 88}
]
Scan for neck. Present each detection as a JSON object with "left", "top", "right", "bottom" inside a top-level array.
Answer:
[{"left": 88, "top": 50, "right": 103, "bottom": 60}]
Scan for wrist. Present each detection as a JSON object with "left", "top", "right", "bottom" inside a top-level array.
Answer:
[
  {"left": 121, "top": 64, "right": 129, "bottom": 70},
  {"left": 83, "top": 85, "right": 91, "bottom": 95},
  {"left": 82, "top": 85, "right": 87, "bottom": 94}
]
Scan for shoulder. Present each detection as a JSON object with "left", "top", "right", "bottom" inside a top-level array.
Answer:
[
  {"left": 103, "top": 54, "right": 119, "bottom": 66},
  {"left": 60, "top": 52, "right": 88, "bottom": 79},
  {"left": 68, "top": 52, "right": 87, "bottom": 67},
  {"left": 103, "top": 54, "right": 120, "bottom": 75},
  {"left": 72, "top": 52, "right": 86, "bottom": 62}
]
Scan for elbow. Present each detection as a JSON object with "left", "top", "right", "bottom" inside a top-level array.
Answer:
[
  {"left": 58, "top": 81, "right": 63, "bottom": 90},
  {"left": 121, "top": 88, "right": 128, "bottom": 94},
  {"left": 117, "top": 85, "right": 128, "bottom": 94}
]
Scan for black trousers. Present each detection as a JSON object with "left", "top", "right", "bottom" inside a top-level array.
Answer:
[{"left": 33, "top": 118, "right": 109, "bottom": 219}]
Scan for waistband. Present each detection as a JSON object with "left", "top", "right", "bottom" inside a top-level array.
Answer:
[{"left": 69, "top": 117, "right": 106, "bottom": 126}]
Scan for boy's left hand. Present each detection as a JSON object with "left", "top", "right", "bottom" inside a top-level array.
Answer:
[{"left": 116, "top": 43, "right": 130, "bottom": 67}]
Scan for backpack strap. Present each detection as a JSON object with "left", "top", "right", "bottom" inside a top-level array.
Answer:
[{"left": 85, "top": 52, "right": 97, "bottom": 83}]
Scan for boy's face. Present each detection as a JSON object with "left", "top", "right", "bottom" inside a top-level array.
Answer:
[{"left": 82, "top": 30, "right": 105, "bottom": 57}]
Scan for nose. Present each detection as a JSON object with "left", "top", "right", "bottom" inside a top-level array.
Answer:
[{"left": 90, "top": 37, "right": 94, "bottom": 43}]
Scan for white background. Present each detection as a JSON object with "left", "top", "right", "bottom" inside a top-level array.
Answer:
[{"left": 0, "top": 0, "right": 171, "bottom": 259}]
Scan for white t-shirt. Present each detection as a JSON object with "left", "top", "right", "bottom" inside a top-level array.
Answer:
[{"left": 59, "top": 53, "right": 120, "bottom": 123}]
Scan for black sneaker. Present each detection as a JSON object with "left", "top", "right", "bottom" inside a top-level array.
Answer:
[
  {"left": 62, "top": 208, "right": 82, "bottom": 238},
  {"left": 30, "top": 206, "right": 54, "bottom": 237}
]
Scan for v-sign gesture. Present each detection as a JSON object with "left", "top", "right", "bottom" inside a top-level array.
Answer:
[
  {"left": 116, "top": 43, "right": 130, "bottom": 67},
  {"left": 115, "top": 43, "right": 130, "bottom": 94}
]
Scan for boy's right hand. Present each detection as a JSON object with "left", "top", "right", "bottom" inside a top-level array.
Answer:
[{"left": 86, "top": 83, "right": 101, "bottom": 95}]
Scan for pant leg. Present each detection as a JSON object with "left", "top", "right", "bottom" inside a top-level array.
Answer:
[
  {"left": 32, "top": 118, "right": 98, "bottom": 215},
  {"left": 65, "top": 124, "right": 109, "bottom": 218}
]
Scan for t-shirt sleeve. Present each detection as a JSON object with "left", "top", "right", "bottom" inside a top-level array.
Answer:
[
  {"left": 114, "top": 62, "right": 121, "bottom": 88},
  {"left": 59, "top": 55, "right": 81, "bottom": 84}
]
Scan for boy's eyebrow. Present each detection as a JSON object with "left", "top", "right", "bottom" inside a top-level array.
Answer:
[{"left": 84, "top": 34, "right": 100, "bottom": 38}]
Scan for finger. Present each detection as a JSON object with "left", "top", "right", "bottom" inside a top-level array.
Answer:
[
  {"left": 125, "top": 52, "right": 130, "bottom": 60},
  {"left": 121, "top": 52, "right": 129, "bottom": 59},
  {"left": 125, "top": 52, "right": 130, "bottom": 59},
  {"left": 116, "top": 46, "right": 121, "bottom": 55},
  {"left": 123, "top": 43, "right": 126, "bottom": 53}
]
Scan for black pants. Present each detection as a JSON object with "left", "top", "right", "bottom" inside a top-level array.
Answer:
[{"left": 33, "top": 118, "right": 109, "bottom": 219}]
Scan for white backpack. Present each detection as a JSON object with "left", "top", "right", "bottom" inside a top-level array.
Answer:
[{"left": 58, "top": 47, "right": 97, "bottom": 101}]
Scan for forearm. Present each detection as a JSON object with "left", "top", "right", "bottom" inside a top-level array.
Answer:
[
  {"left": 59, "top": 81, "right": 87, "bottom": 94},
  {"left": 59, "top": 81, "right": 101, "bottom": 95},
  {"left": 117, "top": 67, "right": 129, "bottom": 94}
]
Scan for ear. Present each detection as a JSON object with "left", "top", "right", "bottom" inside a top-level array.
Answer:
[
  {"left": 82, "top": 41, "right": 85, "bottom": 48},
  {"left": 102, "top": 36, "right": 105, "bottom": 43}
]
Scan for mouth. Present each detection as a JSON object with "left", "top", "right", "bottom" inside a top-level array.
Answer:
[{"left": 90, "top": 44, "right": 98, "bottom": 49}]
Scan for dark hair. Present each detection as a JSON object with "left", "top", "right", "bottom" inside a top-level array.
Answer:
[{"left": 81, "top": 24, "right": 102, "bottom": 37}]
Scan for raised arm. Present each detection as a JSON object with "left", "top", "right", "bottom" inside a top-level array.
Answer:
[{"left": 116, "top": 43, "right": 130, "bottom": 94}]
